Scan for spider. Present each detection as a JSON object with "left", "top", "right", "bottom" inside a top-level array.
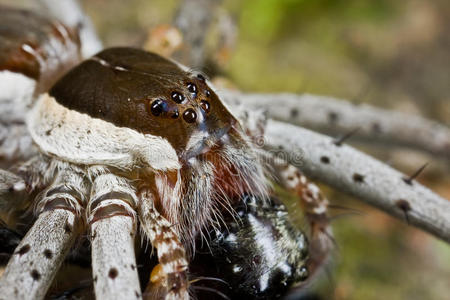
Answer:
[
  {"left": 1, "top": 2, "right": 448, "bottom": 300},
  {"left": 0, "top": 5, "right": 333, "bottom": 300}
]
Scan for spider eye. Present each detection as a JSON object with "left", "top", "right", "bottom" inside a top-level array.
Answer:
[
  {"left": 200, "top": 100, "right": 210, "bottom": 113},
  {"left": 150, "top": 99, "right": 166, "bottom": 116},
  {"left": 171, "top": 110, "right": 180, "bottom": 119},
  {"left": 171, "top": 91, "right": 185, "bottom": 104},
  {"left": 197, "top": 74, "right": 206, "bottom": 81},
  {"left": 183, "top": 108, "right": 197, "bottom": 123},
  {"left": 187, "top": 83, "right": 197, "bottom": 95}
]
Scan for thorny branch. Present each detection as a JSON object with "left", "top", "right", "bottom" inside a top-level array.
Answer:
[{"left": 222, "top": 91, "right": 450, "bottom": 160}]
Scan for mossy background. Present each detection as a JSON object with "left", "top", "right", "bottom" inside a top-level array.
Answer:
[{"left": 1, "top": 0, "right": 449, "bottom": 299}]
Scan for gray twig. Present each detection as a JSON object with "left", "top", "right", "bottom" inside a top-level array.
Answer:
[
  {"left": 222, "top": 91, "right": 450, "bottom": 160},
  {"left": 173, "top": 0, "right": 222, "bottom": 67},
  {"left": 262, "top": 119, "right": 450, "bottom": 243}
]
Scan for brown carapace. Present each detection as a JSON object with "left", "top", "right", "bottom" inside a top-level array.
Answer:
[{"left": 49, "top": 47, "right": 237, "bottom": 161}]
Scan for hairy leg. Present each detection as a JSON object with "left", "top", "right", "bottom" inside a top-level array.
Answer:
[
  {"left": 138, "top": 189, "right": 189, "bottom": 300},
  {"left": 0, "top": 124, "right": 35, "bottom": 168},
  {"left": 266, "top": 152, "right": 333, "bottom": 281},
  {"left": 0, "top": 71, "right": 37, "bottom": 168},
  {"left": 88, "top": 173, "right": 141, "bottom": 299},
  {"left": 0, "top": 169, "right": 28, "bottom": 216},
  {"left": 0, "top": 167, "right": 87, "bottom": 300}
]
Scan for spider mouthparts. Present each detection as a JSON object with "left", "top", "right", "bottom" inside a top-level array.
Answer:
[{"left": 182, "top": 125, "right": 231, "bottom": 164}]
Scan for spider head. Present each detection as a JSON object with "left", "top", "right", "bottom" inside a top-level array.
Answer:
[
  {"left": 143, "top": 72, "right": 238, "bottom": 163},
  {"left": 49, "top": 47, "right": 238, "bottom": 164},
  {"left": 36, "top": 47, "right": 267, "bottom": 247}
]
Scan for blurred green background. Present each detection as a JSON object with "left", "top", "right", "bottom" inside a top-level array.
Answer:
[{"left": 2, "top": 0, "right": 449, "bottom": 299}]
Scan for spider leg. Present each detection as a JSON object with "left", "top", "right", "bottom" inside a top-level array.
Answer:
[
  {"left": 0, "top": 167, "right": 87, "bottom": 300},
  {"left": 0, "top": 169, "right": 28, "bottom": 215},
  {"left": 0, "top": 124, "right": 35, "bottom": 168},
  {"left": 232, "top": 105, "right": 333, "bottom": 280},
  {"left": 264, "top": 152, "right": 333, "bottom": 282},
  {"left": 88, "top": 173, "right": 141, "bottom": 299},
  {"left": 0, "top": 70, "right": 38, "bottom": 167},
  {"left": 138, "top": 189, "right": 189, "bottom": 300}
]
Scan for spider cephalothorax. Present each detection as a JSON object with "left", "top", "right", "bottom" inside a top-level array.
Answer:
[
  {"left": 48, "top": 47, "right": 236, "bottom": 157},
  {"left": 29, "top": 46, "right": 268, "bottom": 246},
  {"left": 0, "top": 6, "right": 332, "bottom": 300}
]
